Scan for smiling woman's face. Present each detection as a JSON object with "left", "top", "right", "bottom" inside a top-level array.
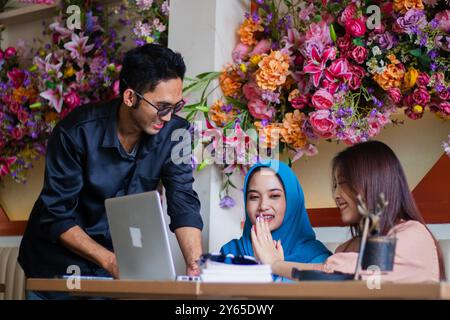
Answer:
[
  {"left": 246, "top": 168, "right": 286, "bottom": 231},
  {"left": 332, "top": 169, "right": 360, "bottom": 225}
]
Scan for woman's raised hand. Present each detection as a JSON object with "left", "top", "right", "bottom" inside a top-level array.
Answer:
[{"left": 251, "top": 217, "right": 284, "bottom": 266}]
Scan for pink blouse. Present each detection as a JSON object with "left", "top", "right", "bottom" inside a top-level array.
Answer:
[{"left": 324, "top": 220, "right": 440, "bottom": 283}]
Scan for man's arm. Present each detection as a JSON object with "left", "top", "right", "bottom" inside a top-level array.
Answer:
[
  {"left": 175, "top": 227, "right": 203, "bottom": 276},
  {"left": 59, "top": 226, "right": 119, "bottom": 278},
  {"left": 162, "top": 122, "right": 204, "bottom": 275}
]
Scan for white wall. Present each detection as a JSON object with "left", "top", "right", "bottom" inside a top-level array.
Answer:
[{"left": 167, "top": 0, "right": 249, "bottom": 273}]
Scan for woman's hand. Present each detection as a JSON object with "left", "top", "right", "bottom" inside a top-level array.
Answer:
[{"left": 251, "top": 217, "right": 284, "bottom": 266}]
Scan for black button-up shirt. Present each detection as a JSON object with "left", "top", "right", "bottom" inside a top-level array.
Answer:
[{"left": 18, "top": 98, "right": 203, "bottom": 278}]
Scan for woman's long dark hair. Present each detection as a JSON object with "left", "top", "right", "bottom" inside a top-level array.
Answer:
[{"left": 331, "top": 140, "right": 446, "bottom": 281}]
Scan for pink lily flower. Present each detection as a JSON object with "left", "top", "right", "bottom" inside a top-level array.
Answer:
[
  {"left": 303, "top": 46, "right": 337, "bottom": 87},
  {"left": 324, "top": 57, "right": 352, "bottom": 82},
  {"left": 49, "top": 21, "right": 72, "bottom": 40},
  {"left": 0, "top": 157, "right": 17, "bottom": 177},
  {"left": 40, "top": 84, "right": 64, "bottom": 113},
  {"left": 34, "top": 53, "right": 63, "bottom": 78},
  {"left": 64, "top": 33, "right": 95, "bottom": 64},
  {"left": 292, "top": 144, "right": 319, "bottom": 162}
]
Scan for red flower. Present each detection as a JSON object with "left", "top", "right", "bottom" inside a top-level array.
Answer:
[
  {"left": 309, "top": 109, "right": 337, "bottom": 139},
  {"left": 304, "top": 46, "right": 337, "bottom": 88},
  {"left": 348, "top": 65, "right": 366, "bottom": 90},
  {"left": 0, "top": 157, "right": 17, "bottom": 177},
  {"left": 325, "top": 58, "right": 352, "bottom": 83},
  {"left": 338, "top": 4, "right": 357, "bottom": 26},
  {"left": 17, "top": 108, "right": 29, "bottom": 123},
  {"left": 412, "top": 87, "right": 430, "bottom": 106},
  {"left": 387, "top": 88, "right": 402, "bottom": 104},
  {"left": 64, "top": 90, "right": 82, "bottom": 110},
  {"left": 11, "top": 127, "right": 25, "bottom": 141},
  {"left": 351, "top": 46, "right": 368, "bottom": 64},
  {"left": 7, "top": 68, "right": 26, "bottom": 89},
  {"left": 417, "top": 72, "right": 430, "bottom": 87},
  {"left": 4, "top": 47, "right": 17, "bottom": 60},
  {"left": 345, "top": 18, "right": 367, "bottom": 37},
  {"left": 291, "top": 95, "right": 309, "bottom": 109},
  {"left": 312, "top": 89, "right": 334, "bottom": 110}
]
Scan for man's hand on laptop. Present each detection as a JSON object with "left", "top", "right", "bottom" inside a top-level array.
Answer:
[
  {"left": 100, "top": 251, "right": 119, "bottom": 279},
  {"left": 186, "top": 260, "right": 201, "bottom": 276}
]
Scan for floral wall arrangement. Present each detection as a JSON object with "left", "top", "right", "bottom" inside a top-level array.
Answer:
[
  {"left": 0, "top": 1, "right": 127, "bottom": 183},
  {"left": 187, "top": 0, "right": 450, "bottom": 207},
  {"left": 120, "top": 0, "right": 170, "bottom": 46},
  {"left": 0, "top": 0, "right": 171, "bottom": 184}
]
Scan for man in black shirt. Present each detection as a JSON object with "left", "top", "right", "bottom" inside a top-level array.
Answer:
[{"left": 18, "top": 44, "right": 203, "bottom": 293}]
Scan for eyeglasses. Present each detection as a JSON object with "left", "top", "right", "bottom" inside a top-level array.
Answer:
[
  {"left": 133, "top": 90, "right": 186, "bottom": 118},
  {"left": 122, "top": 79, "right": 185, "bottom": 118},
  {"left": 198, "top": 253, "right": 260, "bottom": 266}
]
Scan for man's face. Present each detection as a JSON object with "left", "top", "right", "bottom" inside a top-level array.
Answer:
[{"left": 128, "top": 78, "right": 183, "bottom": 135}]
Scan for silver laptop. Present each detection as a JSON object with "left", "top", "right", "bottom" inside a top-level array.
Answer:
[{"left": 105, "top": 191, "right": 176, "bottom": 280}]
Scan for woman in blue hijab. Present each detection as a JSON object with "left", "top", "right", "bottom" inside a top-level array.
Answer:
[{"left": 220, "top": 160, "right": 330, "bottom": 279}]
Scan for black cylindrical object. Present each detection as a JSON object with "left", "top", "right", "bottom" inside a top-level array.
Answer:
[{"left": 362, "top": 236, "right": 396, "bottom": 271}]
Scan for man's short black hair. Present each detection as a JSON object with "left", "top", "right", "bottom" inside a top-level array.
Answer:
[{"left": 119, "top": 44, "right": 186, "bottom": 96}]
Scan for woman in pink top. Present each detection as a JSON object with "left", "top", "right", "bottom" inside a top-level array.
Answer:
[{"left": 252, "top": 141, "right": 446, "bottom": 283}]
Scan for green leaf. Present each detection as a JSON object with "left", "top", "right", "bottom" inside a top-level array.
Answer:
[
  {"left": 45, "top": 81, "right": 56, "bottom": 90},
  {"left": 29, "top": 102, "right": 42, "bottom": 109},
  {"left": 352, "top": 37, "right": 365, "bottom": 47},
  {"left": 312, "top": 15, "right": 322, "bottom": 23},
  {"left": 330, "top": 24, "right": 337, "bottom": 43},
  {"left": 194, "top": 105, "right": 210, "bottom": 112},
  {"left": 409, "top": 48, "right": 422, "bottom": 57},
  {"left": 197, "top": 161, "right": 208, "bottom": 172}
]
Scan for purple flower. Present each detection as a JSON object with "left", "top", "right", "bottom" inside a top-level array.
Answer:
[
  {"left": 221, "top": 104, "right": 233, "bottom": 113},
  {"left": 220, "top": 196, "right": 236, "bottom": 209},
  {"left": 435, "top": 35, "right": 450, "bottom": 52},
  {"left": 396, "top": 9, "right": 427, "bottom": 34},
  {"left": 261, "top": 118, "right": 269, "bottom": 127},
  {"left": 252, "top": 13, "right": 260, "bottom": 23},
  {"left": 428, "top": 50, "right": 439, "bottom": 59},
  {"left": 261, "top": 91, "right": 280, "bottom": 104},
  {"left": 430, "top": 19, "right": 439, "bottom": 29}
]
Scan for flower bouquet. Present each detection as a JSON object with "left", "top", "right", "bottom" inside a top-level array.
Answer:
[
  {"left": 120, "top": 0, "right": 170, "bottom": 46},
  {"left": 33, "top": 0, "right": 126, "bottom": 118},
  {"left": 0, "top": 46, "right": 53, "bottom": 183},
  {"left": 188, "top": 0, "right": 450, "bottom": 206}
]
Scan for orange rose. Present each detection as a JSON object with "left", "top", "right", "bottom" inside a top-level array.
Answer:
[
  {"left": 280, "top": 110, "right": 307, "bottom": 149},
  {"left": 254, "top": 121, "right": 282, "bottom": 149},
  {"left": 238, "top": 18, "right": 264, "bottom": 46},
  {"left": 255, "top": 51, "right": 290, "bottom": 91},
  {"left": 219, "top": 66, "right": 242, "bottom": 97},
  {"left": 209, "top": 100, "right": 237, "bottom": 127},
  {"left": 373, "top": 63, "right": 405, "bottom": 91},
  {"left": 393, "top": 0, "right": 424, "bottom": 14}
]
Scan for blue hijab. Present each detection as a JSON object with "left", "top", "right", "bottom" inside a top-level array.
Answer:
[{"left": 221, "top": 160, "right": 331, "bottom": 265}]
